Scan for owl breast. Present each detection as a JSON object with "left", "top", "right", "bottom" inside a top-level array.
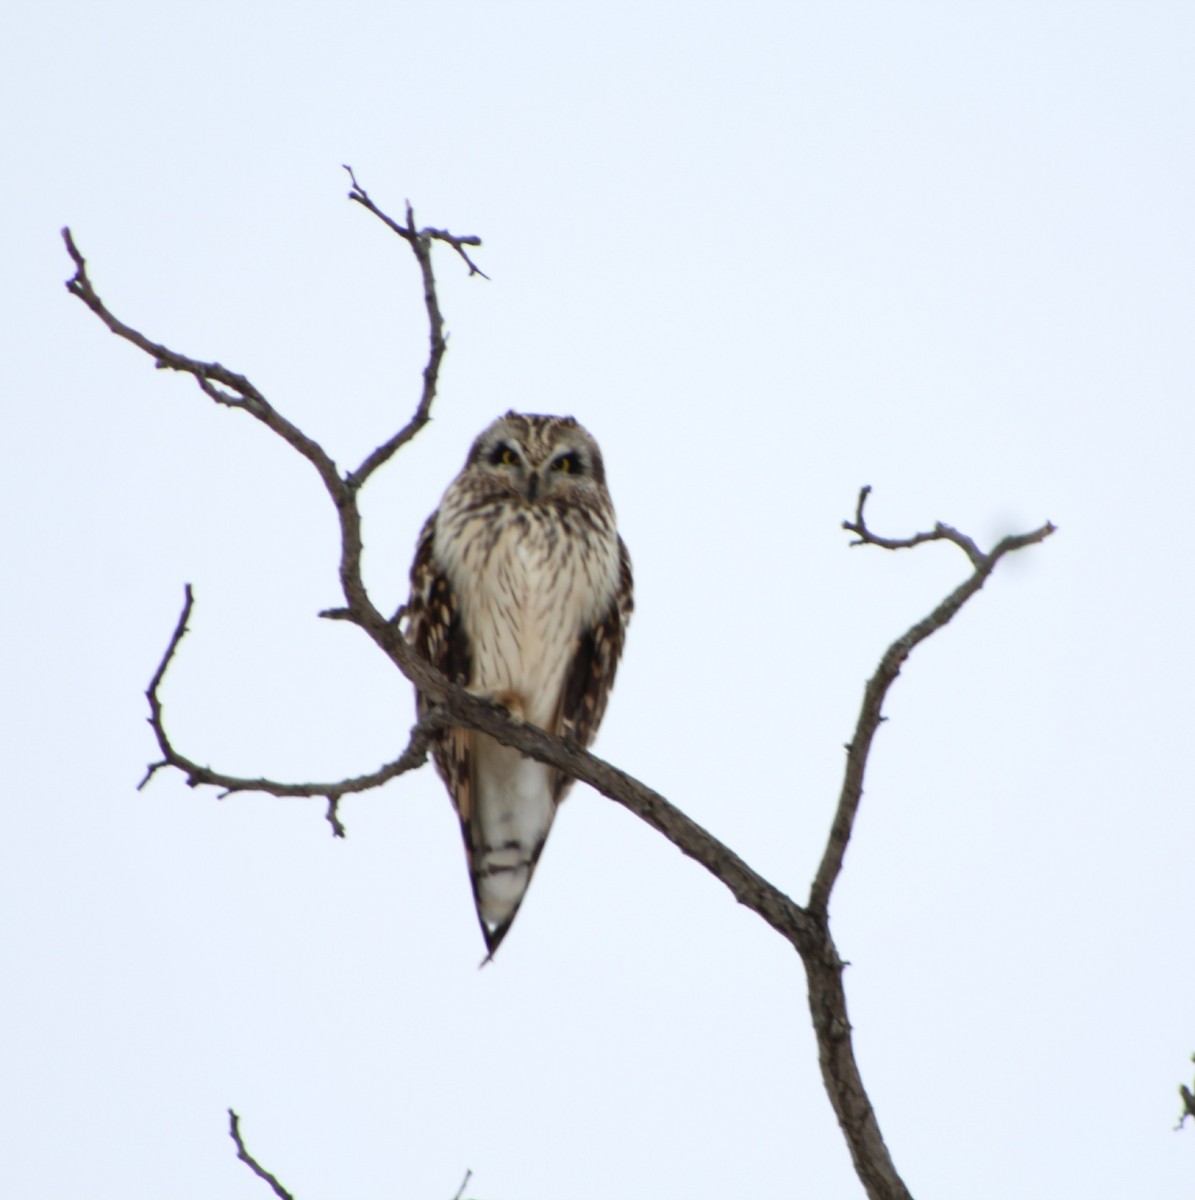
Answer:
[{"left": 436, "top": 500, "right": 619, "bottom": 729}]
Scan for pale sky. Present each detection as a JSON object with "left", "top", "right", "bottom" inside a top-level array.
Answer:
[{"left": 3, "top": 4, "right": 1193, "bottom": 1198}]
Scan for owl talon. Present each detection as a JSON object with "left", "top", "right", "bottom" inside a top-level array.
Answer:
[{"left": 488, "top": 690, "right": 526, "bottom": 722}]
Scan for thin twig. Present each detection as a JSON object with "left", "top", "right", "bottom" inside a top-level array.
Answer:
[
  {"left": 61, "top": 201, "right": 474, "bottom": 822},
  {"left": 1178, "top": 1085, "right": 1195, "bottom": 1131},
  {"left": 419, "top": 226, "right": 490, "bottom": 279},
  {"left": 228, "top": 1109, "right": 295, "bottom": 1200},
  {"left": 343, "top": 166, "right": 487, "bottom": 489},
  {"left": 138, "top": 586, "right": 444, "bottom": 822},
  {"left": 843, "top": 484, "right": 988, "bottom": 570},
  {"left": 1176, "top": 1054, "right": 1195, "bottom": 1131},
  {"left": 342, "top": 165, "right": 489, "bottom": 277},
  {"left": 324, "top": 795, "right": 346, "bottom": 838},
  {"left": 451, "top": 1169, "right": 474, "bottom": 1200},
  {"left": 61, "top": 228, "right": 345, "bottom": 499},
  {"left": 811, "top": 489, "right": 1056, "bottom": 914}
]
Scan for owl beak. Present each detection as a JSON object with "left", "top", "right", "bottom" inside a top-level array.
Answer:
[{"left": 525, "top": 471, "right": 540, "bottom": 502}]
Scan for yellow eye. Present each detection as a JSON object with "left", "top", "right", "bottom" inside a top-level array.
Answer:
[
  {"left": 552, "top": 453, "right": 578, "bottom": 474},
  {"left": 491, "top": 444, "right": 521, "bottom": 468}
]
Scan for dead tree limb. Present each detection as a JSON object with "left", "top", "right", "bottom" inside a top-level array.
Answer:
[
  {"left": 64, "top": 176, "right": 1054, "bottom": 1200},
  {"left": 228, "top": 1109, "right": 294, "bottom": 1200},
  {"left": 136, "top": 583, "right": 446, "bottom": 835},
  {"left": 1177, "top": 1054, "right": 1195, "bottom": 1130},
  {"left": 813, "top": 487, "right": 1056, "bottom": 914}
]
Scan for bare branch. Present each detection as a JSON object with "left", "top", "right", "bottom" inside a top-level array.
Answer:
[
  {"left": 843, "top": 484, "right": 987, "bottom": 569},
  {"left": 62, "top": 206, "right": 475, "bottom": 816},
  {"left": 1179, "top": 1085, "right": 1195, "bottom": 1131},
  {"left": 352, "top": 613, "right": 817, "bottom": 947},
  {"left": 1176, "top": 1054, "right": 1195, "bottom": 1131},
  {"left": 324, "top": 795, "right": 346, "bottom": 838},
  {"left": 62, "top": 183, "right": 481, "bottom": 711},
  {"left": 61, "top": 228, "right": 344, "bottom": 499},
  {"left": 317, "top": 606, "right": 355, "bottom": 622},
  {"left": 419, "top": 226, "right": 490, "bottom": 279},
  {"left": 451, "top": 1169, "right": 474, "bottom": 1200},
  {"left": 228, "top": 1109, "right": 294, "bottom": 1200},
  {"left": 801, "top": 924, "right": 911, "bottom": 1200},
  {"left": 342, "top": 166, "right": 488, "bottom": 488},
  {"left": 810, "top": 491, "right": 1056, "bottom": 915},
  {"left": 138, "top": 585, "right": 444, "bottom": 817},
  {"left": 342, "top": 165, "right": 489, "bottom": 277}
]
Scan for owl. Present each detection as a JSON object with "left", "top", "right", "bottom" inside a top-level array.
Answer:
[{"left": 404, "top": 412, "right": 633, "bottom": 957}]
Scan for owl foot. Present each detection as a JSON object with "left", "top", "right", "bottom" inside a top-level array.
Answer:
[{"left": 486, "top": 689, "right": 527, "bottom": 722}]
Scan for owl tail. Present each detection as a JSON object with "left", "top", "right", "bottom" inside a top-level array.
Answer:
[
  {"left": 472, "top": 841, "right": 548, "bottom": 961},
  {"left": 468, "top": 736, "right": 558, "bottom": 960}
]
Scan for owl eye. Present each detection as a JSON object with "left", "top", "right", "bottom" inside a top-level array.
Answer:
[
  {"left": 490, "top": 443, "right": 521, "bottom": 468},
  {"left": 551, "top": 452, "right": 580, "bottom": 474}
]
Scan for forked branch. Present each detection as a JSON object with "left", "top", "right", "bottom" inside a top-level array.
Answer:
[
  {"left": 138, "top": 585, "right": 446, "bottom": 835},
  {"left": 63, "top": 228, "right": 341, "bottom": 495},
  {"left": 343, "top": 165, "right": 488, "bottom": 487},
  {"left": 811, "top": 487, "right": 1056, "bottom": 912}
]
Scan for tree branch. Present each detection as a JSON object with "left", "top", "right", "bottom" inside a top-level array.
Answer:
[
  {"left": 228, "top": 1109, "right": 294, "bottom": 1200},
  {"left": 811, "top": 487, "right": 1056, "bottom": 914},
  {"left": 342, "top": 164, "right": 489, "bottom": 278},
  {"left": 62, "top": 228, "right": 344, "bottom": 499},
  {"left": 842, "top": 483, "right": 988, "bottom": 568},
  {"left": 342, "top": 165, "right": 488, "bottom": 489},
  {"left": 137, "top": 584, "right": 445, "bottom": 833},
  {"left": 364, "top": 612, "right": 818, "bottom": 945},
  {"left": 229, "top": 1105, "right": 477, "bottom": 1200},
  {"left": 1176, "top": 1054, "right": 1195, "bottom": 1131}
]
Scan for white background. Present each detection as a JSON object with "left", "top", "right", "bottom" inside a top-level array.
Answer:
[{"left": 3, "top": 4, "right": 1192, "bottom": 1197}]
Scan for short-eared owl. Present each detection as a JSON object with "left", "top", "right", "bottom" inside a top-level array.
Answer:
[{"left": 404, "top": 412, "right": 633, "bottom": 956}]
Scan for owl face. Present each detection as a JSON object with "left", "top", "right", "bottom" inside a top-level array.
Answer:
[{"left": 463, "top": 411, "right": 609, "bottom": 506}]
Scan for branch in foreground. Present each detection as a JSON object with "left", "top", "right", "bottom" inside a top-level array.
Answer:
[{"left": 229, "top": 1109, "right": 294, "bottom": 1200}]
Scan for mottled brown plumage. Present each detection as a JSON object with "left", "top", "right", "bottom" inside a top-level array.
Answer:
[{"left": 404, "top": 412, "right": 633, "bottom": 955}]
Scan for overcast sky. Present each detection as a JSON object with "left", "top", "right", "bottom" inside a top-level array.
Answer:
[{"left": 3, "top": 4, "right": 1193, "bottom": 1198}]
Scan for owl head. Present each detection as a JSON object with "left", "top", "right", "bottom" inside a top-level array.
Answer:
[{"left": 462, "top": 411, "right": 610, "bottom": 506}]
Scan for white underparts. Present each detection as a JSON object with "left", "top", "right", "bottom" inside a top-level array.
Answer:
[
  {"left": 436, "top": 495, "right": 621, "bottom": 933},
  {"left": 471, "top": 733, "right": 556, "bottom": 927}
]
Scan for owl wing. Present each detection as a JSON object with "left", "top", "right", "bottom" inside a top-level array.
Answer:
[
  {"left": 407, "top": 521, "right": 633, "bottom": 955},
  {"left": 407, "top": 515, "right": 528, "bottom": 956},
  {"left": 551, "top": 534, "right": 634, "bottom": 800},
  {"left": 405, "top": 514, "right": 474, "bottom": 828}
]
